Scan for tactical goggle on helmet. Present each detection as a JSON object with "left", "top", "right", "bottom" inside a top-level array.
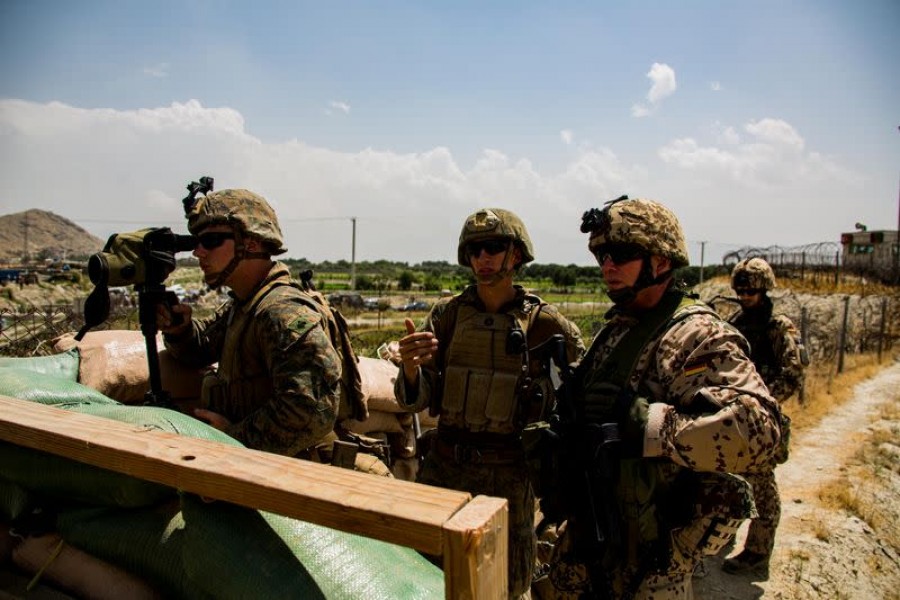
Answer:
[
  {"left": 457, "top": 208, "right": 535, "bottom": 267},
  {"left": 731, "top": 257, "right": 776, "bottom": 291},
  {"left": 185, "top": 188, "right": 287, "bottom": 256},
  {"left": 581, "top": 195, "right": 689, "bottom": 268}
]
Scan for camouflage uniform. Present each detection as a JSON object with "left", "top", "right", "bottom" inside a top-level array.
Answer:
[
  {"left": 397, "top": 209, "right": 584, "bottom": 599},
  {"left": 166, "top": 189, "right": 341, "bottom": 458},
  {"left": 726, "top": 258, "right": 805, "bottom": 564},
  {"left": 543, "top": 198, "right": 782, "bottom": 599},
  {"left": 164, "top": 262, "right": 341, "bottom": 457}
]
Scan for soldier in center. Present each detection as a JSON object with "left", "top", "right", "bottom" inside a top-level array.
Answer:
[
  {"left": 540, "top": 196, "right": 783, "bottom": 599},
  {"left": 395, "top": 208, "right": 584, "bottom": 599}
]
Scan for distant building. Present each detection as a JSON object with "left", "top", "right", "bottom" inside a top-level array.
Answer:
[{"left": 840, "top": 229, "right": 899, "bottom": 279}]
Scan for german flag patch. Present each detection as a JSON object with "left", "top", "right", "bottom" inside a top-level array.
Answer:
[{"left": 683, "top": 360, "right": 709, "bottom": 377}]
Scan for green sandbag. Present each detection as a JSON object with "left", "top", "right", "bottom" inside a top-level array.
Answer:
[
  {"left": 0, "top": 348, "right": 80, "bottom": 381},
  {"left": 181, "top": 494, "right": 444, "bottom": 600},
  {"left": 57, "top": 503, "right": 211, "bottom": 600},
  {"left": 0, "top": 441, "right": 175, "bottom": 508},
  {"left": 0, "top": 478, "right": 30, "bottom": 521},
  {"left": 0, "top": 367, "right": 118, "bottom": 406},
  {"left": 68, "top": 403, "right": 242, "bottom": 447},
  {"left": 0, "top": 402, "right": 237, "bottom": 508}
]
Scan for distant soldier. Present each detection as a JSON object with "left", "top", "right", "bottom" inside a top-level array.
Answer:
[
  {"left": 722, "top": 257, "right": 807, "bottom": 574},
  {"left": 542, "top": 196, "right": 783, "bottom": 599},
  {"left": 158, "top": 189, "right": 342, "bottom": 461},
  {"left": 395, "top": 208, "right": 584, "bottom": 599}
]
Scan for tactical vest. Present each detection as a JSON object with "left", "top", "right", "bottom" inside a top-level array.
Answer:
[
  {"left": 729, "top": 306, "right": 779, "bottom": 384},
  {"left": 439, "top": 300, "right": 543, "bottom": 435},
  {"left": 576, "top": 291, "right": 755, "bottom": 574},
  {"left": 203, "top": 276, "right": 367, "bottom": 428}
]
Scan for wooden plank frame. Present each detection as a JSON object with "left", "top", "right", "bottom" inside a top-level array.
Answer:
[{"left": 0, "top": 395, "right": 508, "bottom": 599}]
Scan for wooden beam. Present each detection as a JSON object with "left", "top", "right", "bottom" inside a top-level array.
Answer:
[
  {"left": 442, "top": 494, "right": 508, "bottom": 600},
  {"left": 0, "top": 395, "right": 470, "bottom": 555}
]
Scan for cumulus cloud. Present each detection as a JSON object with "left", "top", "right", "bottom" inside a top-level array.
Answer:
[
  {"left": 632, "top": 63, "right": 677, "bottom": 117},
  {"left": 655, "top": 117, "right": 864, "bottom": 251},
  {"left": 0, "top": 99, "right": 644, "bottom": 264},
  {"left": 0, "top": 99, "right": 866, "bottom": 265},
  {"left": 710, "top": 81, "right": 722, "bottom": 91},
  {"left": 560, "top": 129, "right": 574, "bottom": 145},
  {"left": 658, "top": 118, "right": 822, "bottom": 185}
]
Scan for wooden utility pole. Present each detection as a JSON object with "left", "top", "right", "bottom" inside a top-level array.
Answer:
[{"left": 350, "top": 217, "right": 357, "bottom": 290}]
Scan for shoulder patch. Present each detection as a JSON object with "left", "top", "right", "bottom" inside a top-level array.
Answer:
[{"left": 287, "top": 312, "right": 319, "bottom": 337}]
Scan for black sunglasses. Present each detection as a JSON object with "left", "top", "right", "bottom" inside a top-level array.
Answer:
[
  {"left": 592, "top": 244, "right": 646, "bottom": 266},
  {"left": 466, "top": 239, "right": 510, "bottom": 257},
  {"left": 196, "top": 231, "right": 235, "bottom": 250},
  {"left": 735, "top": 288, "right": 762, "bottom": 296}
]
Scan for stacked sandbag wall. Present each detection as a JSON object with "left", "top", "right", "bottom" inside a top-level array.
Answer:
[{"left": 0, "top": 346, "right": 444, "bottom": 599}]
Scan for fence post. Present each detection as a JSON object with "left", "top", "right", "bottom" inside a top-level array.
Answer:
[
  {"left": 877, "top": 297, "right": 887, "bottom": 363},
  {"left": 837, "top": 296, "right": 850, "bottom": 373},
  {"left": 799, "top": 306, "right": 808, "bottom": 404},
  {"left": 834, "top": 251, "right": 841, "bottom": 288}
]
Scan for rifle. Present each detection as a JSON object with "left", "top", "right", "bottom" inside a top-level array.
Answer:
[{"left": 533, "top": 333, "right": 621, "bottom": 600}]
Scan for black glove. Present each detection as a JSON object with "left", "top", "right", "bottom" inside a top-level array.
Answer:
[{"left": 619, "top": 397, "right": 649, "bottom": 457}]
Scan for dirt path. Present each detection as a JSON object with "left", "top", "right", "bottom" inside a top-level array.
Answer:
[{"left": 695, "top": 359, "right": 900, "bottom": 599}]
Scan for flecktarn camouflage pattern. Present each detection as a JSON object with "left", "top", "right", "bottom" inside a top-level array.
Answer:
[
  {"left": 187, "top": 188, "right": 287, "bottom": 255},
  {"left": 583, "top": 197, "right": 690, "bottom": 267},
  {"left": 545, "top": 295, "right": 781, "bottom": 599},
  {"left": 456, "top": 208, "right": 535, "bottom": 266},
  {"left": 731, "top": 257, "right": 777, "bottom": 290}
]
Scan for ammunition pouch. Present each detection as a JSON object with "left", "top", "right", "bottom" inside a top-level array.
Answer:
[
  {"left": 200, "top": 371, "right": 225, "bottom": 410},
  {"left": 667, "top": 471, "right": 756, "bottom": 566},
  {"left": 335, "top": 427, "right": 392, "bottom": 467}
]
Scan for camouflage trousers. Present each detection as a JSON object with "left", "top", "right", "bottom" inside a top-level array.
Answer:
[
  {"left": 418, "top": 451, "right": 535, "bottom": 599},
  {"left": 537, "top": 514, "right": 743, "bottom": 600},
  {"left": 743, "top": 469, "right": 781, "bottom": 556}
]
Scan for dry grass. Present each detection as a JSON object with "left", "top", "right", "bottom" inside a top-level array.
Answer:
[
  {"left": 813, "top": 368, "right": 900, "bottom": 552},
  {"left": 784, "top": 352, "right": 889, "bottom": 431}
]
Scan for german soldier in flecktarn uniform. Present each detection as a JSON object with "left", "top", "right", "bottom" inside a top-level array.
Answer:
[
  {"left": 395, "top": 208, "right": 584, "bottom": 599},
  {"left": 722, "top": 257, "right": 807, "bottom": 575},
  {"left": 159, "top": 189, "right": 342, "bottom": 460},
  {"left": 541, "top": 196, "right": 783, "bottom": 599}
]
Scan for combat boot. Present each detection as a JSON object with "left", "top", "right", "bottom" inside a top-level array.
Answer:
[{"left": 722, "top": 549, "right": 769, "bottom": 574}]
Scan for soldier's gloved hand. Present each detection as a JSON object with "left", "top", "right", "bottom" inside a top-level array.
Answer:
[{"left": 620, "top": 397, "right": 649, "bottom": 457}]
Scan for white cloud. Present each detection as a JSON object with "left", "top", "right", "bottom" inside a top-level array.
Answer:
[
  {"left": 632, "top": 62, "right": 677, "bottom": 118},
  {"left": 326, "top": 100, "right": 351, "bottom": 116},
  {"left": 143, "top": 63, "right": 170, "bottom": 78},
  {"left": 560, "top": 129, "right": 573, "bottom": 145},
  {"left": 0, "top": 100, "right": 870, "bottom": 266},
  {"left": 646, "top": 63, "right": 677, "bottom": 103},
  {"left": 631, "top": 104, "right": 651, "bottom": 118},
  {"left": 654, "top": 117, "right": 865, "bottom": 254},
  {"left": 710, "top": 81, "right": 722, "bottom": 92},
  {"left": 0, "top": 99, "right": 645, "bottom": 264}
]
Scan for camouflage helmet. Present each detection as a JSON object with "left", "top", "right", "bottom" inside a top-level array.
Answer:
[
  {"left": 731, "top": 257, "right": 776, "bottom": 291},
  {"left": 582, "top": 196, "right": 689, "bottom": 268},
  {"left": 186, "top": 189, "right": 287, "bottom": 255},
  {"left": 456, "top": 208, "right": 535, "bottom": 267}
]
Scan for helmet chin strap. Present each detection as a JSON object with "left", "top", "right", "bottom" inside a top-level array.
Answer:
[
  {"left": 607, "top": 257, "right": 672, "bottom": 306},
  {"left": 206, "top": 230, "right": 271, "bottom": 290},
  {"left": 474, "top": 245, "right": 517, "bottom": 287}
]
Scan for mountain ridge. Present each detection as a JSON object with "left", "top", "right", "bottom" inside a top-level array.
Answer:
[{"left": 0, "top": 209, "right": 104, "bottom": 262}]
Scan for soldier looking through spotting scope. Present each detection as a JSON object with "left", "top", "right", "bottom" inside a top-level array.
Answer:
[{"left": 158, "top": 187, "right": 347, "bottom": 462}]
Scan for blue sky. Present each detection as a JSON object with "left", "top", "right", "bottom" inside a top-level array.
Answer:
[{"left": 1, "top": 1, "right": 898, "bottom": 266}]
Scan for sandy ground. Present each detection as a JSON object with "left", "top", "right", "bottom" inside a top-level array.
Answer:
[{"left": 694, "top": 358, "right": 900, "bottom": 600}]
